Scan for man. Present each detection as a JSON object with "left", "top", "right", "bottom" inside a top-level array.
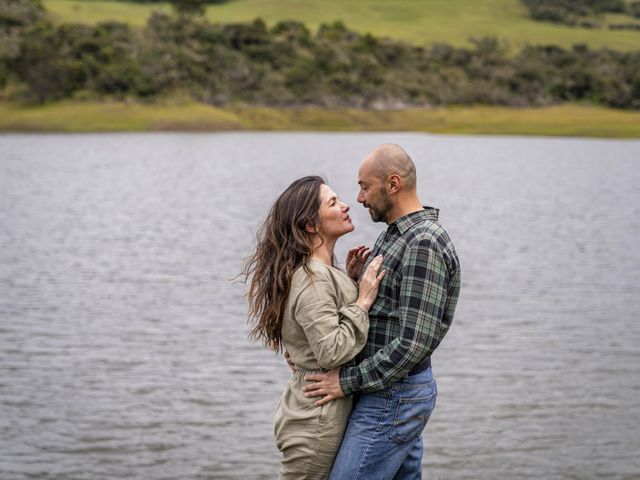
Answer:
[{"left": 303, "top": 143, "right": 461, "bottom": 479}]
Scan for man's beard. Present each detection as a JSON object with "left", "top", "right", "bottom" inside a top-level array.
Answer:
[{"left": 368, "top": 187, "right": 392, "bottom": 223}]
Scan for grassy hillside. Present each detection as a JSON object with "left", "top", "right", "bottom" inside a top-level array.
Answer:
[
  {"left": 43, "top": 0, "right": 640, "bottom": 51},
  {"left": 2, "top": 102, "right": 639, "bottom": 138}
]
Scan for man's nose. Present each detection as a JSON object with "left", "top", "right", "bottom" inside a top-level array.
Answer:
[{"left": 357, "top": 191, "right": 364, "bottom": 203}]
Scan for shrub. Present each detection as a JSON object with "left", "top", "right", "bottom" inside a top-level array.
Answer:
[{"left": 4, "top": 1, "right": 639, "bottom": 110}]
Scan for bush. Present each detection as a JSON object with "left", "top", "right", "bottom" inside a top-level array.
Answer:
[
  {"left": 522, "top": 0, "right": 627, "bottom": 26},
  {"left": 0, "top": 0, "right": 45, "bottom": 28},
  {"left": 4, "top": 1, "right": 640, "bottom": 110}
]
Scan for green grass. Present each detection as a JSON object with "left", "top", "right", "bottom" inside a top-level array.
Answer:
[
  {"left": 2, "top": 101, "right": 639, "bottom": 138},
  {"left": 45, "top": 0, "right": 172, "bottom": 25},
  {"left": 42, "top": 0, "right": 640, "bottom": 50},
  {"left": 0, "top": 101, "right": 243, "bottom": 131}
]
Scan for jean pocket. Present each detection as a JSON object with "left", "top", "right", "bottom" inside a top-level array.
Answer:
[{"left": 389, "top": 390, "right": 436, "bottom": 445}]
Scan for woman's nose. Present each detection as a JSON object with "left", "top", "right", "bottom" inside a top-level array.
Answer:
[{"left": 342, "top": 202, "right": 350, "bottom": 212}]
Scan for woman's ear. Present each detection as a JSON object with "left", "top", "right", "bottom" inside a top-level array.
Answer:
[{"left": 305, "top": 222, "right": 318, "bottom": 234}]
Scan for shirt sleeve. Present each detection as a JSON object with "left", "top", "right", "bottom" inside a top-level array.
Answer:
[
  {"left": 294, "top": 270, "right": 369, "bottom": 371},
  {"left": 339, "top": 239, "right": 449, "bottom": 395}
]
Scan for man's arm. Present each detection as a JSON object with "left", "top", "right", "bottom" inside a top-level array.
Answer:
[{"left": 339, "top": 238, "right": 449, "bottom": 395}]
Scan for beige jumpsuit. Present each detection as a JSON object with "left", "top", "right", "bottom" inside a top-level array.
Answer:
[{"left": 274, "top": 260, "right": 369, "bottom": 479}]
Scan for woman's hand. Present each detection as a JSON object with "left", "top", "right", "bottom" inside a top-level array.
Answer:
[
  {"left": 355, "top": 255, "right": 385, "bottom": 312},
  {"left": 346, "top": 245, "right": 371, "bottom": 281}
]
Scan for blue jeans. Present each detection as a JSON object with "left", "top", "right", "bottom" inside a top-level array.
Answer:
[{"left": 329, "top": 368, "right": 437, "bottom": 480}]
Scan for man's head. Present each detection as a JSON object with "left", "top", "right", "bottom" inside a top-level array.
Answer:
[{"left": 357, "top": 144, "right": 417, "bottom": 223}]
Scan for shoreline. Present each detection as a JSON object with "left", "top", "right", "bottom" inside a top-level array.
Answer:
[{"left": 1, "top": 101, "right": 639, "bottom": 138}]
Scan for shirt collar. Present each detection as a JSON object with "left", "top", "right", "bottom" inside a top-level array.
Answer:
[{"left": 388, "top": 206, "right": 439, "bottom": 235}]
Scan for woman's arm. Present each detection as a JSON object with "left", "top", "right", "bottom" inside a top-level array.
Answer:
[
  {"left": 294, "top": 258, "right": 384, "bottom": 370},
  {"left": 294, "top": 270, "right": 369, "bottom": 370}
]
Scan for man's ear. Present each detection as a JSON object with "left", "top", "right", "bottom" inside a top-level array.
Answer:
[{"left": 387, "top": 174, "right": 401, "bottom": 194}]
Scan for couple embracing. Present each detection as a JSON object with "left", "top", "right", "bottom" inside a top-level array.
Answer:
[{"left": 243, "top": 144, "right": 461, "bottom": 479}]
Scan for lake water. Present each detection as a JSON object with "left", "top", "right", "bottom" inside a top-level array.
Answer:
[{"left": 1, "top": 132, "right": 639, "bottom": 480}]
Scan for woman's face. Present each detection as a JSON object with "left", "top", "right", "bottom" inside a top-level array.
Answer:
[{"left": 316, "top": 184, "right": 353, "bottom": 240}]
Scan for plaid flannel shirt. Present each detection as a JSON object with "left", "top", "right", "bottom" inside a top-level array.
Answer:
[{"left": 339, "top": 207, "right": 461, "bottom": 395}]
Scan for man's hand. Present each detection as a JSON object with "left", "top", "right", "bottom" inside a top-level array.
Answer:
[
  {"left": 346, "top": 245, "right": 371, "bottom": 281},
  {"left": 303, "top": 368, "right": 344, "bottom": 406}
]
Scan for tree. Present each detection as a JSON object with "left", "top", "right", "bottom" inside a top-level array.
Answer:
[
  {"left": 170, "top": 0, "right": 205, "bottom": 18},
  {"left": 1, "top": 0, "right": 47, "bottom": 90}
]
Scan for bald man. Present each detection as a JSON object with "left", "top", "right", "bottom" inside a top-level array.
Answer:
[{"left": 304, "top": 144, "right": 461, "bottom": 479}]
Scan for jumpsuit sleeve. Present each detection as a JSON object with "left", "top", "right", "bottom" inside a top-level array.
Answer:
[{"left": 293, "top": 269, "right": 369, "bottom": 371}]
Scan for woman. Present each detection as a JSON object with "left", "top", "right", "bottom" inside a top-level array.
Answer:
[{"left": 242, "top": 176, "right": 384, "bottom": 479}]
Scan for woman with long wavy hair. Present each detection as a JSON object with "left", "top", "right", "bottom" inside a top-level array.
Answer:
[{"left": 242, "top": 176, "right": 384, "bottom": 479}]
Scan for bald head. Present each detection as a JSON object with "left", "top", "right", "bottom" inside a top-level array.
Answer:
[{"left": 362, "top": 143, "right": 417, "bottom": 190}]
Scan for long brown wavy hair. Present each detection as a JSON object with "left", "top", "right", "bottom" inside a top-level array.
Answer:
[{"left": 241, "top": 176, "right": 325, "bottom": 352}]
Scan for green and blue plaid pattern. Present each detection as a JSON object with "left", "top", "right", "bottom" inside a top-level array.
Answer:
[{"left": 340, "top": 207, "right": 461, "bottom": 395}]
